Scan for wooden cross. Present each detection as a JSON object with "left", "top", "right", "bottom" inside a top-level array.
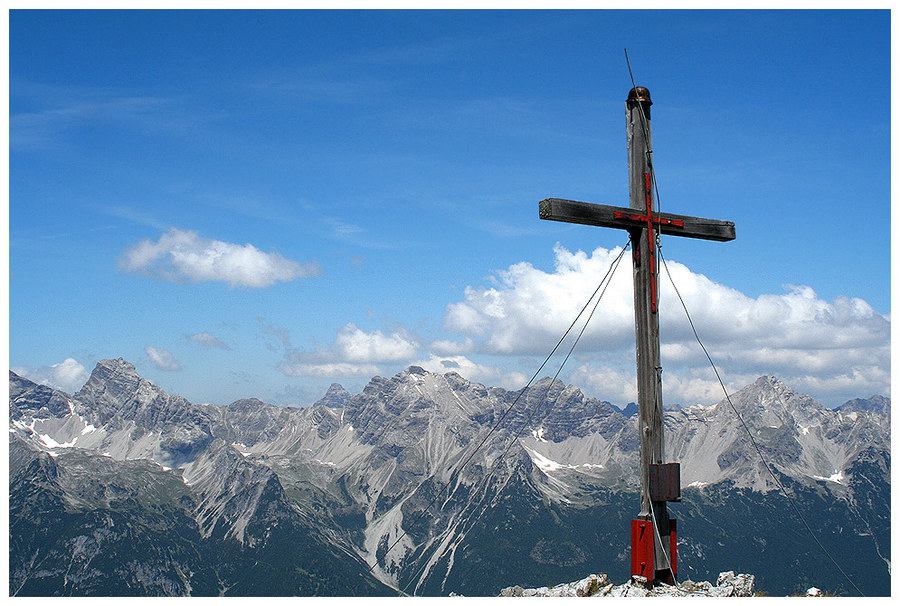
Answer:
[{"left": 539, "top": 86, "right": 735, "bottom": 584}]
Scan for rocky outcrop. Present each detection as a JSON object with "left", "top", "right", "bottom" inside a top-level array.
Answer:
[
  {"left": 314, "top": 383, "right": 352, "bottom": 408},
  {"left": 499, "top": 571, "right": 756, "bottom": 597},
  {"left": 838, "top": 395, "right": 890, "bottom": 418},
  {"left": 9, "top": 370, "right": 73, "bottom": 421}
]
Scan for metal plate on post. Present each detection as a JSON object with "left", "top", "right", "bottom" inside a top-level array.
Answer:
[
  {"left": 631, "top": 520, "right": 654, "bottom": 581},
  {"left": 649, "top": 462, "right": 681, "bottom": 502}
]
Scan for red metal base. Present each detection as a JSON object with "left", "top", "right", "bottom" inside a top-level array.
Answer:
[
  {"left": 669, "top": 518, "right": 678, "bottom": 577},
  {"left": 631, "top": 520, "right": 654, "bottom": 581},
  {"left": 630, "top": 518, "right": 678, "bottom": 581}
]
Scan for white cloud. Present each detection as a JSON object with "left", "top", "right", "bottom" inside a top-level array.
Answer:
[
  {"left": 119, "top": 228, "right": 320, "bottom": 287},
  {"left": 261, "top": 242, "right": 886, "bottom": 406},
  {"left": 186, "top": 331, "right": 229, "bottom": 349},
  {"left": 335, "top": 324, "right": 419, "bottom": 363},
  {"left": 445, "top": 244, "right": 635, "bottom": 355},
  {"left": 428, "top": 338, "right": 474, "bottom": 356},
  {"left": 788, "top": 366, "right": 891, "bottom": 404},
  {"left": 12, "top": 358, "right": 89, "bottom": 394},
  {"left": 568, "top": 364, "right": 637, "bottom": 405},
  {"left": 444, "top": 245, "right": 890, "bottom": 405},
  {"left": 566, "top": 361, "right": 759, "bottom": 408},
  {"left": 144, "top": 346, "right": 180, "bottom": 371},
  {"left": 277, "top": 324, "right": 419, "bottom": 379},
  {"left": 280, "top": 361, "right": 381, "bottom": 378}
]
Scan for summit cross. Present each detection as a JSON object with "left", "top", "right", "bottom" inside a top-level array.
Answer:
[{"left": 538, "top": 86, "right": 736, "bottom": 584}]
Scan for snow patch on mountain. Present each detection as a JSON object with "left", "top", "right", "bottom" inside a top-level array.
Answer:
[
  {"left": 524, "top": 446, "right": 566, "bottom": 472},
  {"left": 811, "top": 470, "right": 845, "bottom": 484},
  {"left": 37, "top": 433, "right": 77, "bottom": 449}
]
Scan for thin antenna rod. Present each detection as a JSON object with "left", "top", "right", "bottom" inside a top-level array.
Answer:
[{"left": 624, "top": 48, "right": 638, "bottom": 89}]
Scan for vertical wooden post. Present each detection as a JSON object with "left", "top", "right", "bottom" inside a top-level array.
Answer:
[
  {"left": 627, "top": 86, "right": 673, "bottom": 583},
  {"left": 540, "top": 85, "right": 733, "bottom": 586}
]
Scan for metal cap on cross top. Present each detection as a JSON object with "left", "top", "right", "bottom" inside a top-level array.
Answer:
[
  {"left": 627, "top": 86, "right": 652, "bottom": 105},
  {"left": 538, "top": 86, "right": 735, "bottom": 585}
]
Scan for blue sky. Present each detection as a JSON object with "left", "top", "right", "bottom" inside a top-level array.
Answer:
[{"left": 9, "top": 9, "right": 890, "bottom": 409}]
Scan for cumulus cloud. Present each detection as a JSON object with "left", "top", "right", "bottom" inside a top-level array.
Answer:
[
  {"left": 335, "top": 324, "right": 418, "bottom": 363},
  {"left": 654, "top": 261, "right": 890, "bottom": 403},
  {"left": 12, "top": 358, "right": 89, "bottom": 394},
  {"left": 567, "top": 361, "right": 759, "bottom": 407},
  {"left": 186, "top": 331, "right": 229, "bottom": 349},
  {"left": 119, "top": 228, "right": 320, "bottom": 287},
  {"left": 144, "top": 346, "right": 180, "bottom": 371},
  {"left": 445, "top": 244, "right": 635, "bottom": 355},
  {"left": 444, "top": 244, "right": 890, "bottom": 405},
  {"left": 257, "top": 242, "right": 886, "bottom": 405},
  {"left": 278, "top": 323, "right": 420, "bottom": 378}
]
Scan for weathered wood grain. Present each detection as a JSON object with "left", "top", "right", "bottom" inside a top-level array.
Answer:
[{"left": 539, "top": 198, "right": 736, "bottom": 242}]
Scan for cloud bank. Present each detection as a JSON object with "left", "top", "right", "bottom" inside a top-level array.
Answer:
[
  {"left": 442, "top": 245, "right": 890, "bottom": 405},
  {"left": 266, "top": 244, "right": 887, "bottom": 407},
  {"left": 275, "top": 322, "right": 528, "bottom": 390},
  {"left": 119, "top": 228, "right": 320, "bottom": 287}
]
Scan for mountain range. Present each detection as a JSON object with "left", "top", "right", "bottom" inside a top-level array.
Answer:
[{"left": 9, "top": 359, "right": 890, "bottom": 596}]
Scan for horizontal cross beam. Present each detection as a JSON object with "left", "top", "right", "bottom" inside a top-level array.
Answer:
[{"left": 539, "top": 198, "right": 736, "bottom": 242}]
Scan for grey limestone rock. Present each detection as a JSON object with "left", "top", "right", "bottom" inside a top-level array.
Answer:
[{"left": 499, "top": 571, "right": 755, "bottom": 597}]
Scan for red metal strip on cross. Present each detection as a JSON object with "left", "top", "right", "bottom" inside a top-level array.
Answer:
[
  {"left": 613, "top": 173, "right": 680, "bottom": 314},
  {"left": 613, "top": 211, "right": 685, "bottom": 227},
  {"left": 645, "top": 173, "right": 659, "bottom": 313}
]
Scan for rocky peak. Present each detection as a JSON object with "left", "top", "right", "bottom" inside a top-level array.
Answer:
[
  {"left": 530, "top": 376, "right": 567, "bottom": 396},
  {"left": 440, "top": 371, "right": 491, "bottom": 402},
  {"left": 715, "top": 375, "right": 828, "bottom": 427},
  {"left": 72, "top": 360, "right": 212, "bottom": 457},
  {"left": 838, "top": 395, "right": 890, "bottom": 417},
  {"left": 9, "top": 371, "right": 73, "bottom": 420},
  {"left": 443, "top": 371, "right": 470, "bottom": 391},
  {"left": 227, "top": 397, "right": 269, "bottom": 413},
  {"left": 314, "top": 383, "right": 352, "bottom": 408},
  {"left": 620, "top": 402, "right": 638, "bottom": 418},
  {"left": 75, "top": 359, "right": 144, "bottom": 410},
  {"left": 85, "top": 357, "right": 140, "bottom": 384}
]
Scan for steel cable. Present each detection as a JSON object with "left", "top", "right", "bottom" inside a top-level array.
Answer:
[
  {"left": 371, "top": 242, "right": 631, "bottom": 593},
  {"left": 658, "top": 247, "right": 865, "bottom": 597}
]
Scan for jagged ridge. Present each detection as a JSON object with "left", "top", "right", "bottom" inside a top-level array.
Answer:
[{"left": 8, "top": 361, "right": 891, "bottom": 596}]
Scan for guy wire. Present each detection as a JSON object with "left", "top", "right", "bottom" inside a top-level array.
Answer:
[
  {"left": 626, "top": 51, "right": 860, "bottom": 593},
  {"left": 658, "top": 248, "right": 865, "bottom": 597},
  {"left": 374, "top": 242, "right": 631, "bottom": 592},
  {"left": 400, "top": 241, "right": 630, "bottom": 595}
]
